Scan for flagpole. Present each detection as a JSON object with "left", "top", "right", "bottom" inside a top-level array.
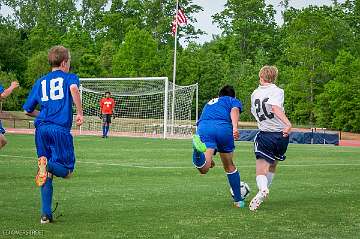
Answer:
[{"left": 171, "top": 0, "right": 179, "bottom": 136}]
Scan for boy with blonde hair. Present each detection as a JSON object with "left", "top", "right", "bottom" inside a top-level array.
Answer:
[{"left": 249, "top": 65, "right": 292, "bottom": 211}]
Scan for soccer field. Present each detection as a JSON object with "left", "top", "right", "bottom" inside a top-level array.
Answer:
[{"left": 0, "top": 134, "right": 359, "bottom": 239}]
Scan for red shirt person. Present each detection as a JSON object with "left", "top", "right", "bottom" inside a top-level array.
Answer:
[{"left": 100, "top": 91, "right": 115, "bottom": 138}]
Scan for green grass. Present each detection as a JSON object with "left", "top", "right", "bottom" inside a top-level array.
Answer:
[{"left": 0, "top": 134, "right": 359, "bottom": 239}]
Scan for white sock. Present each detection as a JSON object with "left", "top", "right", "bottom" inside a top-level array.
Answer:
[
  {"left": 266, "top": 172, "right": 275, "bottom": 188},
  {"left": 256, "top": 175, "right": 268, "bottom": 192}
]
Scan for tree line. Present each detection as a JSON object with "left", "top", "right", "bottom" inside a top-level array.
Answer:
[{"left": 0, "top": 0, "right": 359, "bottom": 132}]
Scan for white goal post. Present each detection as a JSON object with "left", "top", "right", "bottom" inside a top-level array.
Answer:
[{"left": 77, "top": 77, "right": 198, "bottom": 139}]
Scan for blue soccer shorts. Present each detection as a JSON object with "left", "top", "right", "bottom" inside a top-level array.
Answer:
[
  {"left": 254, "top": 131, "right": 289, "bottom": 164},
  {"left": 0, "top": 120, "right": 5, "bottom": 134},
  {"left": 197, "top": 122, "right": 235, "bottom": 153},
  {"left": 35, "top": 124, "right": 75, "bottom": 171}
]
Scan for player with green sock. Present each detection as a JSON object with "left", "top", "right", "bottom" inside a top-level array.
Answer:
[{"left": 192, "top": 85, "right": 245, "bottom": 208}]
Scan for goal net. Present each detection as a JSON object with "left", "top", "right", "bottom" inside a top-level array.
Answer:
[{"left": 78, "top": 77, "right": 198, "bottom": 138}]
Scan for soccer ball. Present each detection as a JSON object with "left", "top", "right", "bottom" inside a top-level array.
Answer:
[{"left": 230, "top": 181, "right": 251, "bottom": 199}]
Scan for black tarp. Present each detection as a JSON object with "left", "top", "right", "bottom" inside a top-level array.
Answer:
[{"left": 238, "top": 129, "right": 339, "bottom": 145}]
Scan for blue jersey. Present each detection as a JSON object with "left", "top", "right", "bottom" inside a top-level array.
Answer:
[
  {"left": 198, "top": 96, "right": 243, "bottom": 125},
  {"left": 23, "top": 70, "right": 79, "bottom": 130},
  {"left": 0, "top": 85, "right": 5, "bottom": 134}
]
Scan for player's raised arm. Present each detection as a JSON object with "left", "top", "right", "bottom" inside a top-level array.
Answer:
[
  {"left": 1, "top": 81, "right": 19, "bottom": 99},
  {"left": 231, "top": 107, "right": 240, "bottom": 140},
  {"left": 272, "top": 105, "right": 292, "bottom": 137},
  {"left": 70, "top": 84, "right": 84, "bottom": 126},
  {"left": 0, "top": 81, "right": 20, "bottom": 149}
]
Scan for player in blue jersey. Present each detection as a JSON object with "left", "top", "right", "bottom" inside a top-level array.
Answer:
[
  {"left": 23, "top": 46, "right": 84, "bottom": 224},
  {"left": 0, "top": 81, "right": 20, "bottom": 149},
  {"left": 192, "top": 85, "right": 245, "bottom": 208}
]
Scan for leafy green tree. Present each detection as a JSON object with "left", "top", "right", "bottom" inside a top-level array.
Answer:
[
  {"left": 79, "top": 0, "right": 108, "bottom": 44},
  {"left": 229, "top": 62, "right": 261, "bottom": 122},
  {"left": 340, "top": 0, "right": 360, "bottom": 56},
  {"left": 176, "top": 43, "right": 202, "bottom": 86},
  {"left": 100, "top": 41, "right": 117, "bottom": 76},
  {"left": 78, "top": 53, "right": 102, "bottom": 78},
  {"left": 315, "top": 51, "right": 360, "bottom": 132},
  {"left": 4, "top": 0, "right": 78, "bottom": 53},
  {"left": 103, "top": 0, "right": 203, "bottom": 46},
  {"left": 112, "top": 28, "right": 161, "bottom": 77},
  {"left": 24, "top": 51, "right": 49, "bottom": 88},
  {"left": 213, "top": 0, "right": 278, "bottom": 62},
  {"left": 0, "top": 19, "right": 26, "bottom": 80},
  {"left": 279, "top": 6, "right": 353, "bottom": 125}
]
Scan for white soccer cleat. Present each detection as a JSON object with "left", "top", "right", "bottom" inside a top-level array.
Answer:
[
  {"left": 40, "top": 215, "right": 53, "bottom": 224},
  {"left": 249, "top": 189, "right": 269, "bottom": 212}
]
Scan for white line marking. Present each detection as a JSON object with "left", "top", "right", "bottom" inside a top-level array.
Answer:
[
  {"left": 0, "top": 154, "right": 34, "bottom": 159},
  {"left": 279, "top": 163, "right": 360, "bottom": 167},
  {"left": 0, "top": 154, "right": 359, "bottom": 169},
  {"left": 78, "top": 161, "right": 192, "bottom": 169}
]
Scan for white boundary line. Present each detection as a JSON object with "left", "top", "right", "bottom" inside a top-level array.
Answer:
[{"left": 0, "top": 154, "right": 359, "bottom": 169}]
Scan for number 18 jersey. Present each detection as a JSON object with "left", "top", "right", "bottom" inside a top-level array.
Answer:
[
  {"left": 23, "top": 70, "right": 79, "bottom": 130},
  {"left": 251, "top": 84, "right": 286, "bottom": 132}
]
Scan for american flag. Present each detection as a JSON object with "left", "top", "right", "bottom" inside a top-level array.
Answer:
[{"left": 172, "top": 4, "right": 188, "bottom": 35}]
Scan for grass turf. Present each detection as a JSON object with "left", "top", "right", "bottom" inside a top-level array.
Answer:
[{"left": 0, "top": 134, "right": 359, "bottom": 239}]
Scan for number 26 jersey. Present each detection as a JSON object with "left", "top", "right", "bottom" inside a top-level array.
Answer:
[
  {"left": 23, "top": 70, "right": 79, "bottom": 130},
  {"left": 250, "top": 84, "right": 286, "bottom": 132}
]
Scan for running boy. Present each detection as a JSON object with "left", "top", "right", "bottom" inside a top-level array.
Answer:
[
  {"left": 23, "top": 45, "right": 84, "bottom": 223},
  {"left": 192, "top": 85, "right": 245, "bottom": 208},
  {"left": 249, "top": 65, "right": 291, "bottom": 211}
]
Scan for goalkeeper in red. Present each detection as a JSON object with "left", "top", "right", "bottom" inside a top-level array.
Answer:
[
  {"left": 100, "top": 91, "right": 115, "bottom": 138},
  {"left": 249, "top": 65, "right": 292, "bottom": 211}
]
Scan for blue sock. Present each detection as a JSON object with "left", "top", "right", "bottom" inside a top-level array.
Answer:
[
  {"left": 227, "top": 169, "right": 243, "bottom": 202},
  {"left": 102, "top": 125, "right": 106, "bottom": 136},
  {"left": 47, "top": 162, "right": 69, "bottom": 178},
  {"left": 105, "top": 125, "right": 110, "bottom": 136},
  {"left": 41, "top": 177, "right": 53, "bottom": 217},
  {"left": 192, "top": 149, "right": 206, "bottom": 168}
]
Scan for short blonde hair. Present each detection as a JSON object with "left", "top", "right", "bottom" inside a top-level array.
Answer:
[
  {"left": 259, "top": 65, "right": 278, "bottom": 83},
  {"left": 48, "top": 45, "right": 70, "bottom": 67}
]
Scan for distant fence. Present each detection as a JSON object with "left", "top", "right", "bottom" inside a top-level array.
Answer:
[
  {"left": 0, "top": 117, "right": 342, "bottom": 145},
  {"left": 0, "top": 117, "right": 34, "bottom": 129}
]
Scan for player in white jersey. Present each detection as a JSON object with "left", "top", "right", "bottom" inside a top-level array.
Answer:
[{"left": 249, "top": 65, "right": 292, "bottom": 211}]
